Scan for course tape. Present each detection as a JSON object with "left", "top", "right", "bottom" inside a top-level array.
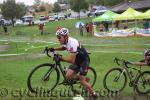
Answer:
[
  {"left": 0, "top": 50, "right": 142, "bottom": 57},
  {"left": 0, "top": 39, "right": 150, "bottom": 46},
  {"left": 0, "top": 39, "right": 146, "bottom": 57},
  {"left": 0, "top": 53, "right": 26, "bottom": 57}
]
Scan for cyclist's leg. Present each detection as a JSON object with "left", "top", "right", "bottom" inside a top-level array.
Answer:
[
  {"left": 79, "top": 61, "right": 97, "bottom": 98},
  {"left": 65, "top": 64, "right": 79, "bottom": 80}
]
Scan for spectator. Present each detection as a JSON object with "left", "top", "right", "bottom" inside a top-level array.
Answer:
[
  {"left": 99, "top": 23, "right": 104, "bottom": 32},
  {"left": 123, "top": 23, "right": 128, "bottom": 29},
  {"left": 143, "top": 20, "right": 149, "bottom": 29},
  {"left": 2, "top": 24, "right": 8, "bottom": 34},
  {"left": 79, "top": 23, "right": 84, "bottom": 36},
  {"left": 88, "top": 22, "right": 93, "bottom": 36},
  {"left": 104, "top": 22, "right": 109, "bottom": 32},
  {"left": 85, "top": 23, "right": 89, "bottom": 33},
  {"left": 114, "top": 21, "right": 120, "bottom": 29},
  {"left": 38, "top": 22, "right": 44, "bottom": 35}
]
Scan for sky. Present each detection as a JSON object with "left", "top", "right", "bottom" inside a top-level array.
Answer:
[{"left": 0, "top": 0, "right": 57, "bottom": 5}]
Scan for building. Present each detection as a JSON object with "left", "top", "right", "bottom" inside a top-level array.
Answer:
[
  {"left": 112, "top": 0, "right": 150, "bottom": 13},
  {"left": 57, "top": 0, "right": 68, "bottom": 4}
]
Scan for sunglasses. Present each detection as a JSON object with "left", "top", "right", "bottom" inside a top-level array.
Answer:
[{"left": 57, "top": 36, "right": 62, "bottom": 39}]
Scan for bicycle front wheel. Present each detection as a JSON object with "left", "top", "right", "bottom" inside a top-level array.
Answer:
[
  {"left": 135, "top": 71, "right": 150, "bottom": 94},
  {"left": 103, "top": 68, "right": 127, "bottom": 92},
  {"left": 27, "top": 63, "right": 60, "bottom": 93}
]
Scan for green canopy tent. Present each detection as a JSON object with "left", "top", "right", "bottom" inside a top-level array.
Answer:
[
  {"left": 114, "top": 7, "right": 144, "bottom": 35},
  {"left": 114, "top": 7, "right": 143, "bottom": 20},
  {"left": 138, "top": 9, "right": 150, "bottom": 19},
  {"left": 92, "top": 10, "right": 119, "bottom": 22},
  {"left": 92, "top": 10, "right": 119, "bottom": 32}
]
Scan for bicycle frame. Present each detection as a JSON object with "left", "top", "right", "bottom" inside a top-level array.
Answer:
[
  {"left": 115, "top": 57, "right": 144, "bottom": 87},
  {"left": 43, "top": 48, "right": 67, "bottom": 81}
]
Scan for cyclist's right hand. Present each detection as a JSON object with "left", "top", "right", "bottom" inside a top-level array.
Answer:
[
  {"left": 126, "top": 61, "right": 132, "bottom": 64},
  {"left": 49, "top": 48, "right": 55, "bottom": 52}
]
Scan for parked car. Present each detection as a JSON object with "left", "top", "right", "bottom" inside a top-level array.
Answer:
[
  {"left": 39, "top": 16, "right": 46, "bottom": 21},
  {"left": 54, "top": 15, "right": 65, "bottom": 21},
  {"left": 22, "top": 15, "right": 34, "bottom": 23},
  {"left": 0, "top": 19, "right": 12, "bottom": 26},
  {"left": 58, "top": 15, "right": 65, "bottom": 20},
  {"left": 48, "top": 16, "right": 55, "bottom": 21},
  {"left": 15, "top": 19, "right": 23, "bottom": 25}
]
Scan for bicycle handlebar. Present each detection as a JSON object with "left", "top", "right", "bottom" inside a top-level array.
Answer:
[
  {"left": 43, "top": 47, "right": 61, "bottom": 63},
  {"left": 43, "top": 47, "right": 52, "bottom": 58},
  {"left": 114, "top": 57, "right": 131, "bottom": 68}
]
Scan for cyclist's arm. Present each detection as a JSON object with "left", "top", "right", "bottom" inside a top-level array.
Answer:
[
  {"left": 61, "top": 53, "right": 76, "bottom": 64},
  {"left": 54, "top": 46, "right": 66, "bottom": 51},
  {"left": 131, "top": 62, "right": 147, "bottom": 66}
]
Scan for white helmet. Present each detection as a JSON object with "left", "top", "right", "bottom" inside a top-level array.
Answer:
[
  {"left": 144, "top": 49, "right": 150, "bottom": 56},
  {"left": 56, "top": 28, "right": 69, "bottom": 36}
]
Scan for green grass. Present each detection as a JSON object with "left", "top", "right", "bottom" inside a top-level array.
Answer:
[{"left": 0, "top": 18, "right": 150, "bottom": 99}]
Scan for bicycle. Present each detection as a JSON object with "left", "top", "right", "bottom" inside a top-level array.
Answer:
[
  {"left": 27, "top": 47, "right": 97, "bottom": 95},
  {"left": 103, "top": 57, "right": 150, "bottom": 94}
]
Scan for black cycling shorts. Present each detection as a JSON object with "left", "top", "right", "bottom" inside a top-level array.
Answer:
[{"left": 69, "top": 59, "right": 89, "bottom": 76}]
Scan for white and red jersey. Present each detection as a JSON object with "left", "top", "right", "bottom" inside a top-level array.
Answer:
[{"left": 62, "top": 37, "right": 80, "bottom": 53}]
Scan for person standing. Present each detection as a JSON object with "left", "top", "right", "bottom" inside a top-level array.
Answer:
[
  {"left": 143, "top": 20, "right": 149, "bottom": 29},
  {"left": 88, "top": 22, "right": 93, "bottom": 36},
  {"left": 104, "top": 22, "right": 109, "bottom": 32},
  {"left": 2, "top": 23, "right": 8, "bottom": 34},
  {"left": 38, "top": 22, "right": 44, "bottom": 35},
  {"left": 79, "top": 23, "right": 84, "bottom": 36}
]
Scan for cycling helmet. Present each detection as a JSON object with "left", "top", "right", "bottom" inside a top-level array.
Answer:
[
  {"left": 144, "top": 50, "right": 150, "bottom": 56},
  {"left": 56, "top": 28, "right": 69, "bottom": 36}
]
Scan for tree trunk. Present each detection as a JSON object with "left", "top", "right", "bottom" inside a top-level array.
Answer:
[
  {"left": 78, "top": 11, "right": 80, "bottom": 20},
  {"left": 11, "top": 17, "right": 14, "bottom": 27}
]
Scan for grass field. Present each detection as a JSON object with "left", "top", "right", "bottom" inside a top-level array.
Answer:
[{"left": 0, "top": 18, "right": 150, "bottom": 100}]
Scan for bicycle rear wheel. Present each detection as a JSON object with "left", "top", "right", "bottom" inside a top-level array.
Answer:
[
  {"left": 86, "top": 67, "right": 97, "bottom": 87},
  {"left": 27, "top": 63, "right": 60, "bottom": 93},
  {"left": 135, "top": 71, "right": 150, "bottom": 94},
  {"left": 103, "top": 68, "right": 127, "bottom": 92}
]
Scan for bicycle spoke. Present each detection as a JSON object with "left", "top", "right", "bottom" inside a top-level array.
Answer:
[
  {"left": 103, "top": 68, "right": 127, "bottom": 92},
  {"left": 27, "top": 63, "right": 59, "bottom": 93},
  {"left": 135, "top": 71, "right": 150, "bottom": 94}
]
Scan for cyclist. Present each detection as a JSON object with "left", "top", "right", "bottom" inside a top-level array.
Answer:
[
  {"left": 131, "top": 50, "right": 150, "bottom": 66},
  {"left": 49, "top": 28, "right": 97, "bottom": 99},
  {"left": 131, "top": 49, "right": 150, "bottom": 82}
]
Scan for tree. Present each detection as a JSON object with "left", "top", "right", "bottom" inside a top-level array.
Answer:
[
  {"left": 39, "top": 5, "right": 46, "bottom": 12},
  {"left": 44, "top": 3, "right": 53, "bottom": 13},
  {"left": 16, "top": 3, "right": 27, "bottom": 18},
  {"left": 1, "top": 0, "right": 27, "bottom": 26},
  {"left": 53, "top": 2, "right": 61, "bottom": 13},
  {"left": 70, "top": 0, "right": 89, "bottom": 19}
]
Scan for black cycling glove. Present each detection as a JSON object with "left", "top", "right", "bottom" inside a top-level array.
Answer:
[{"left": 49, "top": 48, "right": 55, "bottom": 52}]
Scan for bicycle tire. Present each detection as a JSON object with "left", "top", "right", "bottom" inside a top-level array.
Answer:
[
  {"left": 103, "top": 68, "right": 127, "bottom": 92},
  {"left": 135, "top": 71, "right": 150, "bottom": 94},
  {"left": 27, "top": 63, "right": 60, "bottom": 93},
  {"left": 87, "top": 67, "right": 97, "bottom": 87}
]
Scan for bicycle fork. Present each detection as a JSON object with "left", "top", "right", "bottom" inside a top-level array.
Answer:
[
  {"left": 114, "top": 69, "right": 126, "bottom": 82},
  {"left": 42, "top": 64, "right": 55, "bottom": 81}
]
